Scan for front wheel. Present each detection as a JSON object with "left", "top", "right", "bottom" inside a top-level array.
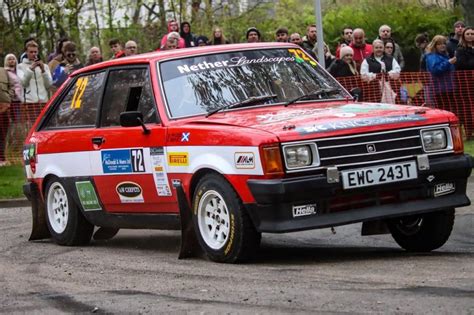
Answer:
[
  {"left": 45, "top": 177, "right": 94, "bottom": 246},
  {"left": 192, "top": 174, "right": 261, "bottom": 263},
  {"left": 387, "top": 209, "right": 455, "bottom": 252}
]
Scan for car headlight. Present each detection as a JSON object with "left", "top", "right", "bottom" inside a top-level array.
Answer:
[
  {"left": 421, "top": 129, "right": 448, "bottom": 152},
  {"left": 283, "top": 144, "right": 319, "bottom": 169}
]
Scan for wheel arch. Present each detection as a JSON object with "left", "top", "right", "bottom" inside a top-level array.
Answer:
[{"left": 189, "top": 168, "right": 223, "bottom": 201}]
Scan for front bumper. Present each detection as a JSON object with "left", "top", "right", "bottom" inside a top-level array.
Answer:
[{"left": 246, "top": 154, "right": 472, "bottom": 233}]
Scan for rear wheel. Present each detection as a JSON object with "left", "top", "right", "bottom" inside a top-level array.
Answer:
[
  {"left": 192, "top": 174, "right": 261, "bottom": 263},
  {"left": 45, "top": 178, "right": 94, "bottom": 246},
  {"left": 387, "top": 209, "right": 455, "bottom": 252}
]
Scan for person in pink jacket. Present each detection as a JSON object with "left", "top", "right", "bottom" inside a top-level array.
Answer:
[{"left": 159, "top": 20, "right": 186, "bottom": 50}]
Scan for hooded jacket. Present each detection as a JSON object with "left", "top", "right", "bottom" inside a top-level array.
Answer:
[
  {"left": 160, "top": 21, "right": 186, "bottom": 49},
  {"left": 180, "top": 22, "right": 196, "bottom": 48},
  {"left": 17, "top": 59, "right": 52, "bottom": 103}
]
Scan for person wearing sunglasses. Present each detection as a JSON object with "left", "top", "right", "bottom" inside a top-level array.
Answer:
[{"left": 52, "top": 42, "right": 83, "bottom": 89}]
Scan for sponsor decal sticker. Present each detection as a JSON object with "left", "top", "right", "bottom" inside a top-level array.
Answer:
[
  {"left": 101, "top": 149, "right": 145, "bottom": 173},
  {"left": 75, "top": 181, "right": 102, "bottom": 211},
  {"left": 181, "top": 132, "right": 190, "bottom": 142},
  {"left": 234, "top": 152, "right": 255, "bottom": 169},
  {"left": 150, "top": 147, "right": 172, "bottom": 196},
  {"left": 288, "top": 48, "right": 317, "bottom": 66},
  {"left": 297, "top": 115, "right": 427, "bottom": 134},
  {"left": 292, "top": 204, "right": 317, "bottom": 217},
  {"left": 168, "top": 152, "right": 189, "bottom": 166},
  {"left": 434, "top": 182, "right": 455, "bottom": 197},
  {"left": 116, "top": 182, "right": 144, "bottom": 203},
  {"left": 177, "top": 55, "right": 296, "bottom": 74},
  {"left": 23, "top": 144, "right": 35, "bottom": 165}
]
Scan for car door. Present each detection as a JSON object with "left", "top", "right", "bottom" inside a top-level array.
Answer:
[
  {"left": 38, "top": 71, "right": 106, "bottom": 212},
  {"left": 90, "top": 66, "right": 176, "bottom": 213}
]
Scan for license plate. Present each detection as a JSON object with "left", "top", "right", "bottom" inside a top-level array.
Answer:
[{"left": 342, "top": 161, "right": 417, "bottom": 189}]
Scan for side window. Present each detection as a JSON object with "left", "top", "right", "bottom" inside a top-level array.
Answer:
[
  {"left": 45, "top": 72, "right": 105, "bottom": 128},
  {"left": 101, "top": 68, "right": 157, "bottom": 127}
]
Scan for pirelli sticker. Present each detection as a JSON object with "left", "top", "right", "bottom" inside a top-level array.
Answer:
[{"left": 167, "top": 152, "right": 189, "bottom": 166}]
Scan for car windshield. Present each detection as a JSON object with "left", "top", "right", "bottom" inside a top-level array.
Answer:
[{"left": 159, "top": 48, "right": 349, "bottom": 118}]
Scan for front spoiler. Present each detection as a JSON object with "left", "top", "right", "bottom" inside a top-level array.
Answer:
[{"left": 245, "top": 154, "right": 472, "bottom": 233}]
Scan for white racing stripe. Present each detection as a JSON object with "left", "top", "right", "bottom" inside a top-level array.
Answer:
[{"left": 33, "top": 146, "right": 263, "bottom": 179}]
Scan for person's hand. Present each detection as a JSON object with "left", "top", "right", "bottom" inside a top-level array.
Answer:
[
  {"left": 65, "top": 64, "right": 74, "bottom": 74},
  {"left": 37, "top": 60, "right": 45, "bottom": 72},
  {"left": 362, "top": 73, "right": 376, "bottom": 82},
  {"left": 449, "top": 56, "right": 457, "bottom": 64},
  {"left": 30, "top": 61, "right": 39, "bottom": 71},
  {"left": 389, "top": 72, "right": 400, "bottom": 80}
]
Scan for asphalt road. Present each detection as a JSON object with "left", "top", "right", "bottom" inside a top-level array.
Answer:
[{"left": 0, "top": 186, "right": 473, "bottom": 313}]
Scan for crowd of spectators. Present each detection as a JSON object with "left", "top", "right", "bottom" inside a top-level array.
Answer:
[{"left": 0, "top": 19, "right": 473, "bottom": 165}]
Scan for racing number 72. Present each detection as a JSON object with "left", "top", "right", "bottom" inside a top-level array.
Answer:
[
  {"left": 131, "top": 149, "right": 145, "bottom": 172},
  {"left": 71, "top": 77, "right": 89, "bottom": 109}
]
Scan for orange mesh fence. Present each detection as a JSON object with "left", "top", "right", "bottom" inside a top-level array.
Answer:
[
  {"left": 1, "top": 102, "right": 45, "bottom": 165},
  {"left": 336, "top": 71, "right": 474, "bottom": 136},
  {"left": 1, "top": 71, "right": 474, "bottom": 165}
]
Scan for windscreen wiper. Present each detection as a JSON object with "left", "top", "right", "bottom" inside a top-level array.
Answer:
[
  {"left": 284, "top": 88, "right": 341, "bottom": 107},
  {"left": 206, "top": 94, "right": 278, "bottom": 118}
]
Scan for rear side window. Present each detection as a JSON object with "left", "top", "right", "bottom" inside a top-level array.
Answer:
[
  {"left": 45, "top": 71, "right": 105, "bottom": 128},
  {"left": 101, "top": 68, "right": 157, "bottom": 127}
]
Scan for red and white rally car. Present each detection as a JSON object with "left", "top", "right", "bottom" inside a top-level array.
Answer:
[{"left": 23, "top": 43, "right": 472, "bottom": 263}]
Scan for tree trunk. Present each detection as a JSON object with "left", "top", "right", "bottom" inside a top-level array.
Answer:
[{"left": 460, "top": 0, "right": 474, "bottom": 26}]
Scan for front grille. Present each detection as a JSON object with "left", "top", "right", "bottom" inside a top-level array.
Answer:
[
  {"left": 285, "top": 124, "right": 452, "bottom": 173},
  {"left": 318, "top": 127, "right": 424, "bottom": 168}
]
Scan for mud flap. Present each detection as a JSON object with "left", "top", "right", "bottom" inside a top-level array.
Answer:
[
  {"left": 177, "top": 184, "right": 202, "bottom": 259},
  {"left": 93, "top": 227, "right": 120, "bottom": 240},
  {"left": 361, "top": 220, "right": 390, "bottom": 236},
  {"left": 28, "top": 183, "right": 50, "bottom": 241}
]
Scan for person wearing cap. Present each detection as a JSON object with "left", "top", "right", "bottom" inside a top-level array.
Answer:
[
  {"left": 275, "top": 27, "right": 289, "bottom": 42},
  {"left": 447, "top": 21, "right": 466, "bottom": 58},
  {"left": 246, "top": 27, "right": 261, "bottom": 43},
  {"left": 196, "top": 35, "right": 209, "bottom": 46},
  {"left": 328, "top": 46, "right": 358, "bottom": 78}
]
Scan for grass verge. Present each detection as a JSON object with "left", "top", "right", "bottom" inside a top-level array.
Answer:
[{"left": 0, "top": 164, "right": 25, "bottom": 199}]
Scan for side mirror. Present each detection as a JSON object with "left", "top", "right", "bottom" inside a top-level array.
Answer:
[
  {"left": 350, "top": 87, "right": 362, "bottom": 101},
  {"left": 120, "top": 111, "right": 143, "bottom": 127},
  {"left": 120, "top": 111, "right": 150, "bottom": 134}
]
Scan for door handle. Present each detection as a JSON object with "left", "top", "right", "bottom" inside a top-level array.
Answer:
[{"left": 92, "top": 137, "right": 105, "bottom": 146}]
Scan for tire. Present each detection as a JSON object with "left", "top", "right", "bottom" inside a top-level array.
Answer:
[
  {"left": 45, "top": 177, "right": 94, "bottom": 246},
  {"left": 387, "top": 209, "right": 455, "bottom": 252},
  {"left": 192, "top": 174, "right": 261, "bottom": 263}
]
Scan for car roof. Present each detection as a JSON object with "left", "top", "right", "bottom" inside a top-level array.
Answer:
[{"left": 72, "top": 42, "right": 301, "bottom": 77}]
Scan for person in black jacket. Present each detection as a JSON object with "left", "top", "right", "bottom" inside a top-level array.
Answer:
[
  {"left": 328, "top": 46, "right": 358, "bottom": 78},
  {"left": 447, "top": 21, "right": 465, "bottom": 58},
  {"left": 455, "top": 26, "right": 474, "bottom": 71},
  {"left": 180, "top": 22, "right": 196, "bottom": 48},
  {"left": 454, "top": 26, "right": 474, "bottom": 138}
]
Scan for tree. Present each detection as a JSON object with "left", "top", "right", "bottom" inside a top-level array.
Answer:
[{"left": 459, "top": 0, "right": 474, "bottom": 25}]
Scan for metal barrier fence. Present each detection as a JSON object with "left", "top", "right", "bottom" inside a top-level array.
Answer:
[{"left": 1, "top": 71, "right": 473, "bottom": 165}]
